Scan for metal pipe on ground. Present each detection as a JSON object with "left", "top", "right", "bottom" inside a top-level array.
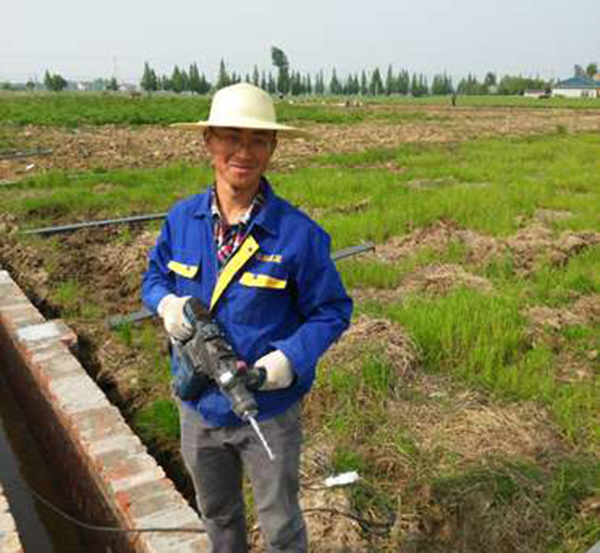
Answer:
[
  {"left": 106, "top": 242, "right": 375, "bottom": 329},
  {"left": 0, "top": 148, "right": 53, "bottom": 161},
  {"left": 22, "top": 213, "right": 169, "bottom": 237}
]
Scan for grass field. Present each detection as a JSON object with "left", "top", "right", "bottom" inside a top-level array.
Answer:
[
  {"left": 0, "top": 94, "right": 598, "bottom": 552},
  {"left": 2, "top": 90, "right": 600, "bottom": 128}
]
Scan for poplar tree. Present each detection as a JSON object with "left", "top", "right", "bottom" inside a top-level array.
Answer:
[
  {"left": 107, "top": 77, "right": 119, "bottom": 91},
  {"left": 397, "top": 70, "right": 410, "bottom": 94},
  {"left": 305, "top": 74, "right": 313, "bottom": 95},
  {"left": 171, "top": 66, "right": 184, "bottom": 93},
  {"left": 216, "top": 59, "right": 231, "bottom": 90},
  {"left": 188, "top": 63, "right": 201, "bottom": 93},
  {"left": 267, "top": 72, "right": 277, "bottom": 94},
  {"left": 141, "top": 62, "right": 158, "bottom": 92},
  {"left": 369, "top": 68, "right": 384, "bottom": 95},
  {"left": 314, "top": 71, "right": 325, "bottom": 95},
  {"left": 44, "top": 70, "right": 68, "bottom": 91},
  {"left": 329, "top": 69, "right": 341, "bottom": 95},
  {"left": 431, "top": 73, "right": 453, "bottom": 95},
  {"left": 360, "top": 71, "right": 368, "bottom": 95},
  {"left": 271, "top": 46, "right": 290, "bottom": 94},
  {"left": 385, "top": 65, "right": 395, "bottom": 95}
]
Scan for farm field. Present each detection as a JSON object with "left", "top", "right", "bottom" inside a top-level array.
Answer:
[{"left": 0, "top": 92, "right": 599, "bottom": 552}]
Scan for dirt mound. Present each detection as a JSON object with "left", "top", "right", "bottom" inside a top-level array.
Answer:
[
  {"left": 400, "top": 263, "right": 493, "bottom": 296},
  {"left": 95, "top": 230, "right": 159, "bottom": 294},
  {"left": 420, "top": 401, "right": 563, "bottom": 464},
  {"left": 325, "top": 315, "right": 419, "bottom": 380},
  {"left": 506, "top": 223, "right": 600, "bottom": 273},
  {"left": 373, "top": 220, "right": 504, "bottom": 266},
  {"left": 524, "top": 294, "right": 599, "bottom": 383},
  {"left": 352, "top": 263, "right": 494, "bottom": 305},
  {"left": 0, "top": 235, "right": 51, "bottom": 299},
  {"left": 372, "top": 221, "right": 599, "bottom": 277},
  {"left": 526, "top": 294, "right": 600, "bottom": 331},
  {"left": 5, "top": 104, "right": 600, "bottom": 183}
]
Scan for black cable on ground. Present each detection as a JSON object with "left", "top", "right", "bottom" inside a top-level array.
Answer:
[
  {"left": 2, "top": 474, "right": 393, "bottom": 537},
  {"left": 1, "top": 476, "right": 205, "bottom": 534}
]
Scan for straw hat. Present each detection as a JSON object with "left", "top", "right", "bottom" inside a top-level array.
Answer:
[{"left": 172, "top": 83, "right": 306, "bottom": 137}]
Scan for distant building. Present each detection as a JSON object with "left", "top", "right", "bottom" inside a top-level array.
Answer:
[
  {"left": 523, "top": 89, "right": 549, "bottom": 99},
  {"left": 118, "top": 82, "right": 139, "bottom": 93},
  {"left": 552, "top": 76, "right": 600, "bottom": 98}
]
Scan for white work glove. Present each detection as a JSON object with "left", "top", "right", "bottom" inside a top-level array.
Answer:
[
  {"left": 157, "top": 294, "right": 193, "bottom": 341},
  {"left": 254, "top": 350, "right": 295, "bottom": 391}
]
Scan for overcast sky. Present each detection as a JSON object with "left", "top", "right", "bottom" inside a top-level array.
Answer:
[{"left": 2, "top": 0, "right": 599, "bottom": 84}]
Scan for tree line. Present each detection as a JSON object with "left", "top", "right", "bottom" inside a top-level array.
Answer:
[
  {"left": 15, "top": 49, "right": 597, "bottom": 95},
  {"left": 139, "top": 49, "right": 598, "bottom": 97}
]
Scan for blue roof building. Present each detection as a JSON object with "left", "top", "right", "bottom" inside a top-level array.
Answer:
[{"left": 552, "top": 76, "right": 600, "bottom": 98}]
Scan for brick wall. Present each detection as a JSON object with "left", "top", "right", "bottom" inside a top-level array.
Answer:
[{"left": 0, "top": 269, "right": 209, "bottom": 552}]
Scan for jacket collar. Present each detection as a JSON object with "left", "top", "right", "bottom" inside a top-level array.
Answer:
[{"left": 193, "top": 177, "right": 280, "bottom": 237}]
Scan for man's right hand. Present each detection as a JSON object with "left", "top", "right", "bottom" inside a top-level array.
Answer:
[{"left": 157, "top": 294, "right": 193, "bottom": 341}]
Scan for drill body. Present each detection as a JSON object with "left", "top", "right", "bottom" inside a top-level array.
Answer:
[{"left": 173, "top": 297, "right": 258, "bottom": 421}]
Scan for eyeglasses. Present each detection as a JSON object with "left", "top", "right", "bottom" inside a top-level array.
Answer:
[{"left": 209, "top": 129, "right": 274, "bottom": 154}]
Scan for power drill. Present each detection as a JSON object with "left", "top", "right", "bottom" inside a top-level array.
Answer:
[{"left": 173, "top": 297, "right": 274, "bottom": 460}]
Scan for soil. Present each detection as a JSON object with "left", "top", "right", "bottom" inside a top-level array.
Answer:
[
  {"left": 1, "top": 104, "right": 598, "bottom": 552},
  {"left": 3, "top": 104, "right": 600, "bottom": 182}
]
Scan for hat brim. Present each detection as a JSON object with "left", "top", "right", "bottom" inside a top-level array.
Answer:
[{"left": 170, "top": 120, "right": 311, "bottom": 139}]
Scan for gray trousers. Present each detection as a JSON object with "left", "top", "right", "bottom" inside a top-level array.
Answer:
[{"left": 179, "top": 401, "right": 308, "bottom": 553}]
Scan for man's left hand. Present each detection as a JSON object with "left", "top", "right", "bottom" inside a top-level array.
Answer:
[{"left": 251, "top": 350, "right": 294, "bottom": 390}]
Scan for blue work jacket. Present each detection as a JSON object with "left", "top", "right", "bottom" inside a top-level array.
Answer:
[{"left": 142, "top": 180, "right": 353, "bottom": 427}]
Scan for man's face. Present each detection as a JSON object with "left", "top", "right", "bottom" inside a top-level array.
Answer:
[{"left": 205, "top": 127, "right": 277, "bottom": 193}]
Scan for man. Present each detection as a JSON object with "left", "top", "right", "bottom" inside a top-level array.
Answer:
[{"left": 142, "top": 83, "right": 352, "bottom": 552}]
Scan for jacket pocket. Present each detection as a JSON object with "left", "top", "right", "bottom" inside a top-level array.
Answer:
[
  {"left": 168, "top": 249, "right": 201, "bottom": 279},
  {"left": 239, "top": 271, "right": 287, "bottom": 290}
]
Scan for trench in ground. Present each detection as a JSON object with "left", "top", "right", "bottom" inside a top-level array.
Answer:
[{"left": 0, "top": 368, "right": 91, "bottom": 552}]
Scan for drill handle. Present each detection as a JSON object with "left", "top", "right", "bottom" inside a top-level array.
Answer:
[{"left": 183, "top": 297, "right": 211, "bottom": 326}]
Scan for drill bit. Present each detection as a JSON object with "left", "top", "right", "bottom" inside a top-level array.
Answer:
[{"left": 248, "top": 415, "right": 275, "bottom": 461}]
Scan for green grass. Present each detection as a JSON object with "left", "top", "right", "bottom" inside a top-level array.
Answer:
[
  {"left": 4, "top": 163, "right": 213, "bottom": 229},
  {"left": 364, "top": 287, "right": 598, "bottom": 445},
  {"left": 417, "top": 456, "right": 600, "bottom": 553},
  {"left": 278, "top": 133, "right": 600, "bottom": 245},
  {"left": 133, "top": 399, "right": 180, "bottom": 445},
  {"left": 0, "top": 91, "right": 441, "bottom": 128},
  {"left": 3, "top": 91, "right": 599, "bottom": 129},
  {"left": 2, "top": 121, "right": 598, "bottom": 552},
  {"left": 527, "top": 246, "right": 599, "bottom": 306}
]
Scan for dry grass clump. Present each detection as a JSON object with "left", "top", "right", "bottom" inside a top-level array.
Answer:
[
  {"left": 373, "top": 220, "right": 500, "bottom": 264},
  {"left": 99, "top": 229, "right": 158, "bottom": 278},
  {"left": 400, "top": 263, "right": 493, "bottom": 296},
  {"left": 383, "top": 376, "right": 565, "bottom": 472},
  {"left": 524, "top": 294, "right": 599, "bottom": 384},
  {"left": 525, "top": 294, "right": 600, "bottom": 331},
  {"left": 398, "top": 475, "right": 554, "bottom": 553},
  {"left": 351, "top": 263, "right": 494, "bottom": 306},
  {"left": 506, "top": 224, "right": 600, "bottom": 273},
  {"left": 324, "top": 314, "right": 419, "bottom": 380},
  {"left": 418, "top": 401, "right": 564, "bottom": 466},
  {"left": 373, "top": 220, "right": 599, "bottom": 276},
  {"left": 534, "top": 208, "right": 573, "bottom": 223}
]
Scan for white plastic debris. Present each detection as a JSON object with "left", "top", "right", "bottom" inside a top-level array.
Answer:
[
  {"left": 324, "top": 471, "right": 360, "bottom": 488},
  {"left": 25, "top": 163, "right": 36, "bottom": 171}
]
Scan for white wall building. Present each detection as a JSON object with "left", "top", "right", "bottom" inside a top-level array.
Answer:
[{"left": 552, "top": 76, "right": 600, "bottom": 98}]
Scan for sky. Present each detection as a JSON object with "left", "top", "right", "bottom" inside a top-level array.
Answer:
[{"left": 2, "top": 0, "right": 599, "bottom": 84}]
